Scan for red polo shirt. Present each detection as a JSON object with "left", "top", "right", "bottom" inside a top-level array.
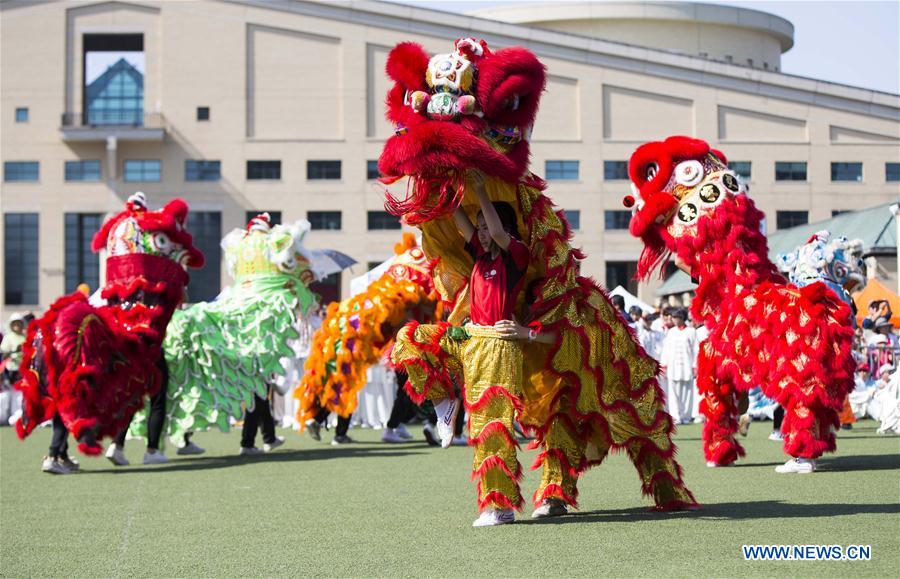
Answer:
[{"left": 466, "top": 233, "right": 530, "bottom": 325}]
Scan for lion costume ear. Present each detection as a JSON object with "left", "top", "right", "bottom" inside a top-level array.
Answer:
[
  {"left": 386, "top": 42, "right": 430, "bottom": 90},
  {"left": 163, "top": 198, "right": 189, "bottom": 226},
  {"left": 476, "top": 46, "right": 546, "bottom": 128}
]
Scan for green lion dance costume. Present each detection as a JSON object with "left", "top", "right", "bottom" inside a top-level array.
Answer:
[
  {"left": 132, "top": 213, "right": 317, "bottom": 444},
  {"left": 380, "top": 38, "right": 697, "bottom": 518}
]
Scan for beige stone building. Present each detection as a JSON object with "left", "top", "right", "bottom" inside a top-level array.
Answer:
[{"left": 2, "top": 0, "right": 899, "bottom": 317}]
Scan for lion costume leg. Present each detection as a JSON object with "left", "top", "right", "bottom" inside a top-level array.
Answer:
[
  {"left": 531, "top": 406, "right": 588, "bottom": 508},
  {"left": 393, "top": 323, "right": 525, "bottom": 511},
  {"left": 697, "top": 346, "right": 745, "bottom": 466}
]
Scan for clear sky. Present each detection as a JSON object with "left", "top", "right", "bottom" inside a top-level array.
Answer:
[{"left": 388, "top": 0, "right": 900, "bottom": 94}]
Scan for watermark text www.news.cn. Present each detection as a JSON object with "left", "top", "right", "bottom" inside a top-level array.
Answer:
[{"left": 742, "top": 545, "right": 872, "bottom": 561}]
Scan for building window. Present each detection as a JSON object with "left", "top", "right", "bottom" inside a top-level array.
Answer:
[
  {"left": 606, "top": 261, "right": 637, "bottom": 295},
  {"left": 308, "top": 211, "right": 342, "bottom": 231},
  {"left": 887, "top": 163, "right": 900, "bottom": 182},
  {"left": 123, "top": 159, "right": 161, "bottom": 182},
  {"left": 832, "top": 210, "right": 849, "bottom": 217},
  {"left": 247, "top": 160, "right": 281, "bottom": 180},
  {"left": 367, "top": 211, "right": 402, "bottom": 231},
  {"left": 831, "top": 162, "right": 862, "bottom": 182},
  {"left": 366, "top": 160, "right": 380, "bottom": 180},
  {"left": 545, "top": 160, "right": 579, "bottom": 180},
  {"left": 244, "top": 211, "right": 281, "bottom": 227},
  {"left": 604, "top": 210, "right": 632, "bottom": 230},
  {"left": 603, "top": 160, "right": 628, "bottom": 181},
  {"left": 309, "top": 272, "right": 341, "bottom": 306},
  {"left": 84, "top": 33, "right": 145, "bottom": 126},
  {"left": 65, "top": 160, "right": 101, "bottom": 182},
  {"left": 65, "top": 213, "right": 102, "bottom": 293},
  {"left": 15, "top": 107, "right": 28, "bottom": 123},
  {"left": 564, "top": 210, "right": 581, "bottom": 231},
  {"left": 776, "top": 210, "right": 808, "bottom": 230},
  {"left": 4, "top": 161, "right": 39, "bottom": 182},
  {"left": 186, "top": 212, "right": 221, "bottom": 303},
  {"left": 4, "top": 213, "right": 39, "bottom": 305},
  {"left": 775, "top": 162, "right": 807, "bottom": 181},
  {"left": 197, "top": 106, "right": 210, "bottom": 121},
  {"left": 308, "top": 160, "right": 341, "bottom": 180},
  {"left": 185, "top": 160, "right": 221, "bottom": 182},
  {"left": 728, "top": 161, "right": 751, "bottom": 181}
]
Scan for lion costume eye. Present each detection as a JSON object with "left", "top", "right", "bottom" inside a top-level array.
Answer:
[
  {"left": 645, "top": 163, "right": 658, "bottom": 181},
  {"left": 150, "top": 232, "right": 172, "bottom": 253},
  {"left": 674, "top": 160, "right": 704, "bottom": 187}
]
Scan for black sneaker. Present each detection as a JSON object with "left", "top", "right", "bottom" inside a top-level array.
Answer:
[
  {"left": 422, "top": 423, "right": 440, "bottom": 447},
  {"left": 305, "top": 419, "right": 322, "bottom": 441},
  {"left": 331, "top": 435, "right": 354, "bottom": 446}
]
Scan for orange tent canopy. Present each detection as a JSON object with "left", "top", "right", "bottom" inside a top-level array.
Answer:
[{"left": 854, "top": 279, "right": 900, "bottom": 326}]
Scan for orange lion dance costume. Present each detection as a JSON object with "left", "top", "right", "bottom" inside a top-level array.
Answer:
[
  {"left": 296, "top": 234, "right": 438, "bottom": 425},
  {"left": 380, "top": 39, "right": 697, "bottom": 515},
  {"left": 15, "top": 193, "right": 203, "bottom": 454},
  {"left": 624, "top": 136, "right": 856, "bottom": 473}
]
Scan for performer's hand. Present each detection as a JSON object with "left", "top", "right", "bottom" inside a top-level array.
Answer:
[
  {"left": 471, "top": 170, "right": 488, "bottom": 196},
  {"left": 494, "top": 319, "right": 527, "bottom": 340}
]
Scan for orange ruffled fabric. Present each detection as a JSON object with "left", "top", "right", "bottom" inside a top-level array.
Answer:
[{"left": 295, "top": 235, "right": 437, "bottom": 425}]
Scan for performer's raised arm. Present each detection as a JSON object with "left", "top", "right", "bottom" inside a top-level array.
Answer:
[{"left": 472, "top": 171, "right": 511, "bottom": 250}]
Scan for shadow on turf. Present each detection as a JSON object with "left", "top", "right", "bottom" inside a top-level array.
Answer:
[
  {"left": 727, "top": 453, "right": 900, "bottom": 472},
  {"left": 521, "top": 499, "right": 900, "bottom": 526},
  {"left": 78, "top": 445, "right": 430, "bottom": 475}
]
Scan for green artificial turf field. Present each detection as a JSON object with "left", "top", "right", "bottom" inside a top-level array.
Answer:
[{"left": 1, "top": 419, "right": 898, "bottom": 577}]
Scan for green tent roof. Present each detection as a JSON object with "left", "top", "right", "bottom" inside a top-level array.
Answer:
[{"left": 657, "top": 202, "right": 898, "bottom": 296}]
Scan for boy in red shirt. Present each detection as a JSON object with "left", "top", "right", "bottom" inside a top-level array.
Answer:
[{"left": 395, "top": 172, "right": 553, "bottom": 526}]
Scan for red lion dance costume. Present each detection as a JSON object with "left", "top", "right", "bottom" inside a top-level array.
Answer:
[
  {"left": 380, "top": 39, "right": 696, "bottom": 516},
  {"left": 624, "top": 136, "right": 856, "bottom": 473},
  {"left": 296, "top": 234, "right": 438, "bottom": 425},
  {"left": 15, "top": 193, "right": 203, "bottom": 455}
]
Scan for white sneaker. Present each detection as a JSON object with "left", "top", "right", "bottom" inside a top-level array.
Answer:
[
  {"left": 768, "top": 431, "right": 784, "bottom": 441},
  {"left": 263, "top": 437, "right": 285, "bottom": 452},
  {"left": 42, "top": 456, "right": 72, "bottom": 475},
  {"left": 775, "top": 457, "right": 815, "bottom": 474},
  {"left": 532, "top": 499, "right": 567, "bottom": 519},
  {"left": 381, "top": 428, "right": 404, "bottom": 443},
  {"left": 143, "top": 450, "right": 169, "bottom": 465},
  {"left": 434, "top": 398, "right": 460, "bottom": 449},
  {"left": 473, "top": 508, "right": 515, "bottom": 527},
  {"left": 105, "top": 444, "right": 130, "bottom": 467},
  {"left": 706, "top": 460, "right": 719, "bottom": 468},
  {"left": 176, "top": 441, "right": 206, "bottom": 455},
  {"left": 450, "top": 435, "right": 468, "bottom": 446},
  {"left": 239, "top": 446, "right": 264, "bottom": 456},
  {"left": 738, "top": 414, "right": 752, "bottom": 437},
  {"left": 395, "top": 423, "right": 414, "bottom": 440}
]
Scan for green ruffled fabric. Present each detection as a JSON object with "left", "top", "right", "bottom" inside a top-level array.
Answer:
[{"left": 130, "top": 274, "right": 314, "bottom": 445}]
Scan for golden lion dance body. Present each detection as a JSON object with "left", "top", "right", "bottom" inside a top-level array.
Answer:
[
  {"left": 296, "top": 235, "right": 438, "bottom": 425},
  {"left": 381, "top": 39, "right": 697, "bottom": 512}
]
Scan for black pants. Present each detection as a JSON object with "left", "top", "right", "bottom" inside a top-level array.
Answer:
[
  {"left": 115, "top": 358, "right": 169, "bottom": 450},
  {"left": 315, "top": 407, "right": 350, "bottom": 437},
  {"left": 242, "top": 391, "right": 277, "bottom": 448},
  {"left": 387, "top": 372, "right": 416, "bottom": 429},
  {"left": 48, "top": 415, "right": 70, "bottom": 459},
  {"left": 773, "top": 405, "right": 785, "bottom": 431}
]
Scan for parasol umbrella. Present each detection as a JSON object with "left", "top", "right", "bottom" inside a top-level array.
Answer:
[{"left": 309, "top": 249, "right": 357, "bottom": 280}]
